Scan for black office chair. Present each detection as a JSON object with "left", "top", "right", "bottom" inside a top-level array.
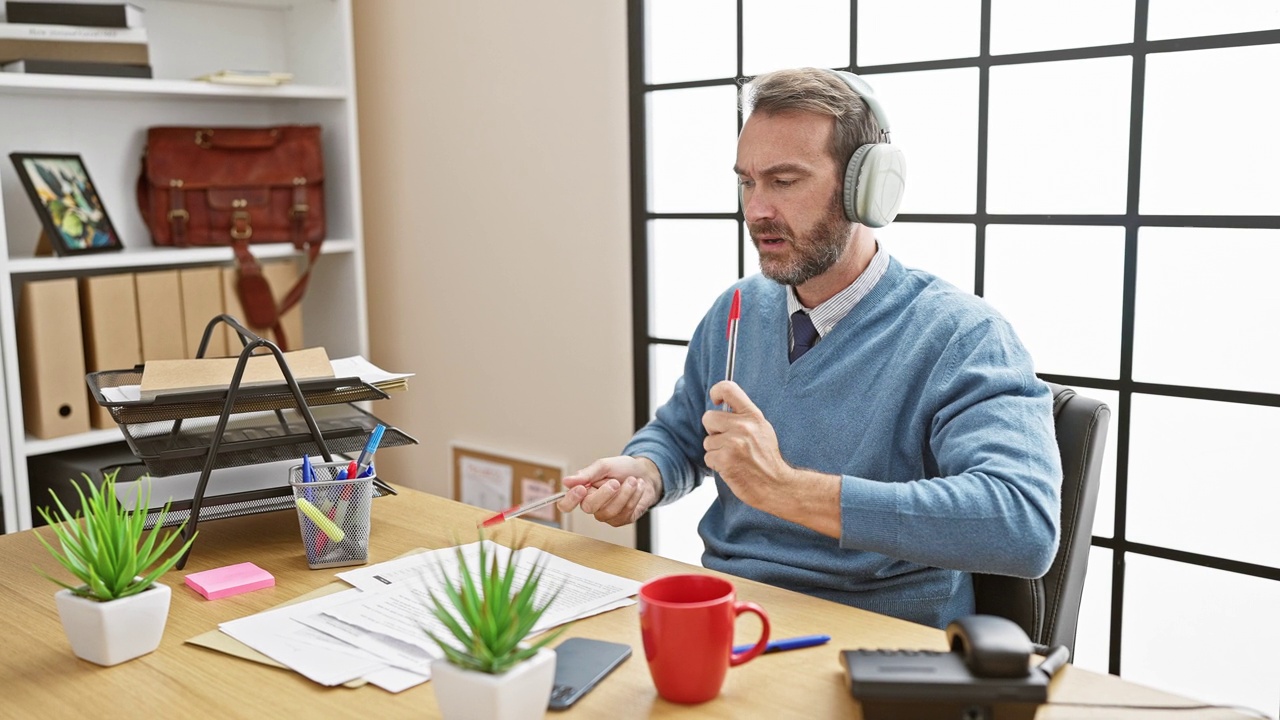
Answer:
[{"left": 973, "top": 382, "right": 1110, "bottom": 658}]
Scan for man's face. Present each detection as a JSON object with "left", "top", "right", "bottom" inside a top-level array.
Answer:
[{"left": 735, "top": 110, "right": 855, "bottom": 287}]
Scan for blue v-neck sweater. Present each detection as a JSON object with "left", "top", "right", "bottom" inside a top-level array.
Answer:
[{"left": 625, "top": 258, "right": 1061, "bottom": 628}]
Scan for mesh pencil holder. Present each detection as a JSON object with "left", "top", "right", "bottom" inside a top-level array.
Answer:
[{"left": 289, "top": 460, "right": 375, "bottom": 569}]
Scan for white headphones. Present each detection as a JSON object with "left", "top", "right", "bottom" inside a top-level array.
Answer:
[{"left": 826, "top": 70, "right": 906, "bottom": 228}]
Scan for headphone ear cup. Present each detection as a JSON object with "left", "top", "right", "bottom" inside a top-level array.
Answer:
[
  {"left": 843, "top": 143, "right": 906, "bottom": 228},
  {"left": 842, "top": 144, "right": 873, "bottom": 223}
]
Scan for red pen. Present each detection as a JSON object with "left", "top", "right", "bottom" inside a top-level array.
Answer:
[
  {"left": 478, "top": 491, "right": 568, "bottom": 528},
  {"left": 317, "top": 461, "right": 359, "bottom": 555},
  {"left": 724, "top": 288, "right": 741, "bottom": 383},
  {"left": 720, "top": 289, "right": 741, "bottom": 412}
]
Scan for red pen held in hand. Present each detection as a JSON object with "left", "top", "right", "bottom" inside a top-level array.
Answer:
[
  {"left": 722, "top": 288, "right": 741, "bottom": 410},
  {"left": 478, "top": 491, "right": 568, "bottom": 528}
]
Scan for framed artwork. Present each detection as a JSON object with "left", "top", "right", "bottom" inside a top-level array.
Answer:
[{"left": 9, "top": 152, "right": 123, "bottom": 255}]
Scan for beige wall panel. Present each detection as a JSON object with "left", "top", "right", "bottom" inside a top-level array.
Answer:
[{"left": 353, "top": 1, "right": 634, "bottom": 546}]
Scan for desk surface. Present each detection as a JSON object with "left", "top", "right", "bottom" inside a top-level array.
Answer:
[{"left": 0, "top": 486, "right": 1248, "bottom": 719}]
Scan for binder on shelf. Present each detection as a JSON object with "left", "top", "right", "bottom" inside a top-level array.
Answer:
[
  {"left": 17, "top": 278, "right": 90, "bottom": 439},
  {"left": 135, "top": 269, "right": 184, "bottom": 361},
  {"left": 179, "top": 266, "right": 227, "bottom": 359},
  {"left": 79, "top": 273, "right": 142, "bottom": 429}
]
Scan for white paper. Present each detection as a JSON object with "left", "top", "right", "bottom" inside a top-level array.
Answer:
[
  {"left": 364, "top": 666, "right": 430, "bottom": 693},
  {"left": 329, "top": 355, "right": 415, "bottom": 385},
  {"left": 217, "top": 542, "right": 638, "bottom": 690},
  {"left": 218, "top": 589, "right": 388, "bottom": 686},
  {"left": 295, "top": 606, "right": 435, "bottom": 675},
  {"left": 100, "top": 355, "right": 413, "bottom": 404},
  {"left": 329, "top": 542, "right": 640, "bottom": 653},
  {"left": 101, "top": 385, "right": 141, "bottom": 403},
  {"left": 114, "top": 459, "right": 293, "bottom": 510},
  {"left": 459, "top": 457, "right": 512, "bottom": 511}
]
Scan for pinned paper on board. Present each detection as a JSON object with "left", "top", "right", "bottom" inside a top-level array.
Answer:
[
  {"left": 451, "top": 444, "right": 565, "bottom": 527},
  {"left": 520, "top": 478, "right": 557, "bottom": 521},
  {"left": 458, "top": 456, "right": 512, "bottom": 512}
]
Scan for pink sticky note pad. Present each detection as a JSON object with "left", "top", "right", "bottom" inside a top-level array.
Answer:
[{"left": 184, "top": 562, "right": 275, "bottom": 600}]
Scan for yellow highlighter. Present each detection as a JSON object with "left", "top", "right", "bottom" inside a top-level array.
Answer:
[{"left": 296, "top": 497, "right": 345, "bottom": 543}]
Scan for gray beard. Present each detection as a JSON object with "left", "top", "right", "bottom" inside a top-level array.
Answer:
[{"left": 752, "top": 200, "right": 854, "bottom": 287}]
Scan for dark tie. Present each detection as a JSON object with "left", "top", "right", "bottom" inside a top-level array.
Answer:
[{"left": 790, "top": 311, "right": 818, "bottom": 363}]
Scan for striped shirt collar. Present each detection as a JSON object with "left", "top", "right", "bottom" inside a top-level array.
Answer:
[{"left": 786, "top": 243, "right": 889, "bottom": 339}]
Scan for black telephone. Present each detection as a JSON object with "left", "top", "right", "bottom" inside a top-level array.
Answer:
[{"left": 841, "top": 615, "right": 1069, "bottom": 720}]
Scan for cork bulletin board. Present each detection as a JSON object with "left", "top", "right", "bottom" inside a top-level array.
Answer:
[{"left": 450, "top": 443, "right": 565, "bottom": 527}]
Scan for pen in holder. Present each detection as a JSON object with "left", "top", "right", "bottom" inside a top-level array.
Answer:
[{"left": 289, "top": 460, "right": 374, "bottom": 569}]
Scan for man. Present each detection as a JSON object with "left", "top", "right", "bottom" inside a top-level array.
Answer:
[{"left": 557, "top": 67, "right": 1061, "bottom": 628}]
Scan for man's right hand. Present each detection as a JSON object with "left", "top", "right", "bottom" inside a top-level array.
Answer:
[{"left": 556, "top": 456, "right": 663, "bottom": 527}]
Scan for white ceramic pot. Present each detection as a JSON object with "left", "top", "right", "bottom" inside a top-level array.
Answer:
[
  {"left": 432, "top": 646, "right": 556, "bottom": 720},
  {"left": 54, "top": 582, "right": 172, "bottom": 667}
]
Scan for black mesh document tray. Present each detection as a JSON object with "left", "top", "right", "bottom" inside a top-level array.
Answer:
[
  {"left": 120, "top": 403, "right": 415, "bottom": 477},
  {"left": 83, "top": 315, "right": 418, "bottom": 568},
  {"left": 86, "top": 368, "right": 390, "bottom": 425}
]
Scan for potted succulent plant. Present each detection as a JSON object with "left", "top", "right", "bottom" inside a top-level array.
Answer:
[
  {"left": 34, "top": 468, "right": 196, "bottom": 667},
  {"left": 424, "top": 537, "right": 566, "bottom": 720}
]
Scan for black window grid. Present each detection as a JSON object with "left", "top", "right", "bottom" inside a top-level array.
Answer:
[{"left": 629, "top": 0, "right": 1280, "bottom": 684}]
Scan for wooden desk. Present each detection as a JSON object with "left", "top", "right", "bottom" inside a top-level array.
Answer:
[{"left": 0, "top": 487, "right": 1248, "bottom": 719}]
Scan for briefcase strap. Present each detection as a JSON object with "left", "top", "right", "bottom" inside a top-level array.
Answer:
[
  {"left": 231, "top": 236, "right": 322, "bottom": 352},
  {"left": 167, "top": 179, "right": 189, "bottom": 246}
]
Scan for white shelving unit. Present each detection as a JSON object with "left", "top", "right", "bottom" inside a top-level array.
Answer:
[{"left": 0, "top": 0, "right": 368, "bottom": 532}]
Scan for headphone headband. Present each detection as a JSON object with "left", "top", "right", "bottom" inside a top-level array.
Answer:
[
  {"left": 827, "top": 69, "right": 905, "bottom": 227},
  {"left": 827, "top": 70, "right": 891, "bottom": 142}
]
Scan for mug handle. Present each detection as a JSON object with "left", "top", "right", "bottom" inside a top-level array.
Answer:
[{"left": 728, "top": 601, "right": 770, "bottom": 666}]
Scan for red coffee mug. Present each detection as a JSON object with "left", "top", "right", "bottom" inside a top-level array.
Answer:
[{"left": 638, "top": 574, "right": 770, "bottom": 704}]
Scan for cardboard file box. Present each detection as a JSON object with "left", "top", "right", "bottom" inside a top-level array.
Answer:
[
  {"left": 179, "top": 266, "right": 228, "bottom": 359},
  {"left": 80, "top": 273, "right": 142, "bottom": 429},
  {"left": 135, "top": 270, "right": 185, "bottom": 361},
  {"left": 17, "top": 278, "right": 90, "bottom": 439}
]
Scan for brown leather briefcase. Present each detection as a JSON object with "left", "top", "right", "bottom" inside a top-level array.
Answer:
[{"left": 136, "top": 125, "right": 325, "bottom": 350}]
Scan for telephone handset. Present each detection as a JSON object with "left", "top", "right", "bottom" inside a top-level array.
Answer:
[
  {"left": 947, "top": 615, "right": 1068, "bottom": 679},
  {"left": 841, "top": 614, "right": 1069, "bottom": 718}
]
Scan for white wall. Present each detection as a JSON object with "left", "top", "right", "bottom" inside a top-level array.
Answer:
[{"left": 352, "top": 1, "right": 635, "bottom": 547}]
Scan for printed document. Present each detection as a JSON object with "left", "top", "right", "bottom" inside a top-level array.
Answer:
[
  {"left": 217, "top": 541, "right": 639, "bottom": 691},
  {"left": 328, "top": 542, "right": 639, "bottom": 656}
]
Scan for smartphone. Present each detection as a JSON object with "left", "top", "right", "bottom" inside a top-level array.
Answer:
[{"left": 548, "top": 637, "right": 633, "bottom": 710}]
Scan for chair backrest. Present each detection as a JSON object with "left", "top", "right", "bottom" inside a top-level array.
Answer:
[{"left": 972, "top": 383, "right": 1110, "bottom": 657}]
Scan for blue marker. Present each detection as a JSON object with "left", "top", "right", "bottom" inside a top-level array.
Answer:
[
  {"left": 733, "top": 634, "right": 831, "bottom": 655},
  {"left": 301, "top": 454, "right": 315, "bottom": 501},
  {"left": 355, "top": 424, "right": 385, "bottom": 478}
]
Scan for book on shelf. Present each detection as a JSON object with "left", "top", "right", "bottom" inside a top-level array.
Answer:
[
  {"left": 0, "top": 21, "right": 147, "bottom": 64},
  {"left": 0, "top": 37, "right": 146, "bottom": 64},
  {"left": 4, "top": 2, "right": 145, "bottom": 29},
  {"left": 0, "top": 21, "right": 146, "bottom": 43},
  {"left": 3, "top": 57, "right": 150, "bottom": 77},
  {"left": 196, "top": 69, "right": 294, "bottom": 87}
]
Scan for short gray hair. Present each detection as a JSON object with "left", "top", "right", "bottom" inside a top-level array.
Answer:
[{"left": 742, "top": 67, "right": 881, "bottom": 177}]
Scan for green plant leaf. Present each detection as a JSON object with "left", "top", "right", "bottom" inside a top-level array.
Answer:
[
  {"left": 32, "top": 470, "right": 195, "bottom": 601},
  {"left": 420, "top": 532, "right": 569, "bottom": 675}
]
